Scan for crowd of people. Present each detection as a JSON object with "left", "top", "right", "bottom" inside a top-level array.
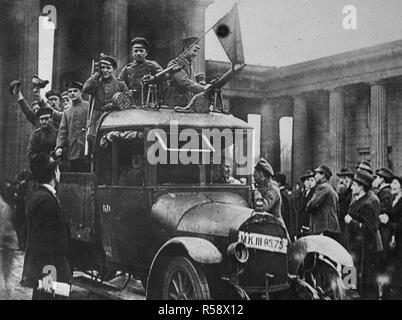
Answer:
[{"left": 257, "top": 159, "right": 402, "bottom": 299}]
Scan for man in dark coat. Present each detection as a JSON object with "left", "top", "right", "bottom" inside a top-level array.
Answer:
[
  {"left": 344, "top": 170, "right": 380, "bottom": 298},
  {"left": 306, "top": 165, "right": 341, "bottom": 241},
  {"left": 296, "top": 170, "right": 316, "bottom": 237},
  {"left": 55, "top": 81, "right": 89, "bottom": 172},
  {"left": 119, "top": 37, "right": 163, "bottom": 105},
  {"left": 20, "top": 161, "right": 71, "bottom": 299},
  {"left": 336, "top": 168, "right": 354, "bottom": 245},
  {"left": 373, "top": 167, "right": 394, "bottom": 265},
  {"left": 166, "top": 37, "right": 208, "bottom": 107},
  {"left": 253, "top": 158, "right": 283, "bottom": 221},
  {"left": 274, "top": 172, "right": 297, "bottom": 240},
  {"left": 27, "top": 107, "right": 58, "bottom": 173}
]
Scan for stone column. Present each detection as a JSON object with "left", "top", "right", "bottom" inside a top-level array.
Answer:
[
  {"left": 328, "top": 87, "right": 345, "bottom": 174},
  {"left": 370, "top": 81, "right": 388, "bottom": 169},
  {"left": 1, "top": 0, "right": 40, "bottom": 180},
  {"left": 260, "top": 98, "right": 280, "bottom": 171},
  {"left": 102, "top": 0, "right": 128, "bottom": 71},
  {"left": 292, "top": 93, "right": 309, "bottom": 186}
]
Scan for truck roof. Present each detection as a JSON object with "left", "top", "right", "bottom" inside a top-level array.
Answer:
[{"left": 99, "top": 108, "right": 253, "bottom": 130}]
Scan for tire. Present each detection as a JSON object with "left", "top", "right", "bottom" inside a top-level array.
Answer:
[
  {"left": 162, "top": 256, "right": 211, "bottom": 300},
  {"left": 313, "top": 262, "right": 346, "bottom": 300}
]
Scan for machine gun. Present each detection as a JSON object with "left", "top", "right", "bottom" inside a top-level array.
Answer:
[{"left": 174, "top": 63, "right": 246, "bottom": 113}]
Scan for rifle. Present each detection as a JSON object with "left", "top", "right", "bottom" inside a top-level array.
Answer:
[
  {"left": 141, "top": 64, "right": 184, "bottom": 86},
  {"left": 84, "top": 59, "right": 95, "bottom": 157}
]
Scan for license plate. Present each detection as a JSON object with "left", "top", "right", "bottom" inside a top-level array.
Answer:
[{"left": 238, "top": 231, "right": 288, "bottom": 254}]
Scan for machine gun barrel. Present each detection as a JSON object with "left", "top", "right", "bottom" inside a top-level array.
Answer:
[
  {"left": 142, "top": 64, "right": 184, "bottom": 86},
  {"left": 209, "top": 63, "right": 246, "bottom": 91}
]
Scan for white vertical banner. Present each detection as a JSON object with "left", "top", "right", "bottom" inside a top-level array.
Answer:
[{"left": 38, "top": 14, "right": 56, "bottom": 93}]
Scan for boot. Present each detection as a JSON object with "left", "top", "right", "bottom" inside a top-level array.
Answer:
[
  {"left": 32, "top": 75, "right": 49, "bottom": 89},
  {"left": 9, "top": 80, "right": 21, "bottom": 95}
]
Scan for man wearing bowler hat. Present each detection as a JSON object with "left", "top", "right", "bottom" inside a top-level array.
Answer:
[
  {"left": 336, "top": 168, "right": 354, "bottom": 243},
  {"left": 344, "top": 170, "right": 380, "bottom": 297},
  {"left": 373, "top": 167, "right": 394, "bottom": 263},
  {"left": 119, "top": 37, "right": 162, "bottom": 105},
  {"left": 296, "top": 170, "right": 316, "bottom": 237},
  {"left": 166, "top": 36, "right": 209, "bottom": 107},
  {"left": 55, "top": 81, "right": 89, "bottom": 172},
  {"left": 306, "top": 165, "right": 341, "bottom": 241},
  {"left": 253, "top": 158, "right": 283, "bottom": 220},
  {"left": 27, "top": 107, "right": 58, "bottom": 174}
]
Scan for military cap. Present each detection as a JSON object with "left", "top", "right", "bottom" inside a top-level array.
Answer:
[
  {"left": 9, "top": 80, "right": 21, "bottom": 95},
  {"left": 65, "top": 81, "right": 83, "bottom": 91},
  {"left": 100, "top": 55, "right": 118, "bottom": 69},
  {"left": 61, "top": 91, "right": 69, "bottom": 98},
  {"left": 336, "top": 168, "right": 354, "bottom": 178},
  {"left": 273, "top": 172, "right": 287, "bottom": 186},
  {"left": 301, "top": 170, "right": 315, "bottom": 182},
  {"left": 255, "top": 157, "right": 274, "bottom": 177},
  {"left": 45, "top": 90, "right": 60, "bottom": 99},
  {"left": 375, "top": 168, "right": 394, "bottom": 181},
  {"left": 315, "top": 165, "right": 332, "bottom": 179},
  {"left": 356, "top": 160, "right": 373, "bottom": 175},
  {"left": 353, "top": 170, "right": 374, "bottom": 189},
  {"left": 36, "top": 106, "right": 53, "bottom": 118},
  {"left": 181, "top": 36, "right": 199, "bottom": 49},
  {"left": 131, "top": 37, "right": 150, "bottom": 50}
]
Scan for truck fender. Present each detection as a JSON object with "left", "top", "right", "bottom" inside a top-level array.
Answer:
[
  {"left": 146, "top": 237, "right": 222, "bottom": 299},
  {"left": 288, "top": 235, "right": 354, "bottom": 275}
]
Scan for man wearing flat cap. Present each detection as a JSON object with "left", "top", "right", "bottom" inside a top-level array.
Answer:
[
  {"left": 45, "top": 90, "right": 63, "bottom": 112},
  {"left": 373, "top": 167, "right": 394, "bottom": 262},
  {"left": 27, "top": 107, "right": 58, "bottom": 174},
  {"left": 60, "top": 91, "right": 72, "bottom": 111},
  {"left": 336, "top": 168, "right": 354, "bottom": 243},
  {"left": 119, "top": 37, "right": 162, "bottom": 105},
  {"left": 253, "top": 158, "right": 283, "bottom": 220},
  {"left": 344, "top": 170, "right": 380, "bottom": 297},
  {"left": 306, "top": 165, "right": 340, "bottom": 241},
  {"left": 83, "top": 54, "right": 128, "bottom": 136},
  {"left": 166, "top": 36, "right": 209, "bottom": 107},
  {"left": 295, "top": 170, "right": 316, "bottom": 237},
  {"left": 55, "top": 81, "right": 89, "bottom": 172}
]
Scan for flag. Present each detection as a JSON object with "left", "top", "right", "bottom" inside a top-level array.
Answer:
[{"left": 212, "top": 4, "right": 244, "bottom": 65}]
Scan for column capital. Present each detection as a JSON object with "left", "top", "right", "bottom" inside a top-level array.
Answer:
[
  {"left": 327, "top": 86, "right": 344, "bottom": 94},
  {"left": 369, "top": 80, "right": 386, "bottom": 87}
]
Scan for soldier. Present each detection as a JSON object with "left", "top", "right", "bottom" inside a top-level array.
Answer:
[
  {"left": 55, "top": 82, "right": 89, "bottom": 172},
  {"left": 20, "top": 161, "right": 71, "bottom": 300},
  {"left": 119, "top": 153, "right": 145, "bottom": 186},
  {"left": 45, "top": 90, "right": 62, "bottom": 112},
  {"left": 83, "top": 54, "right": 129, "bottom": 136},
  {"left": 253, "top": 158, "right": 282, "bottom": 220},
  {"left": 296, "top": 170, "right": 316, "bottom": 237},
  {"left": 60, "top": 91, "right": 72, "bottom": 111},
  {"left": 306, "top": 165, "right": 341, "bottom": 241},
  {"left": 9, "top": 80, "right": 62, "bottom": 128},
  {"left": 166, "top": 37, "right": 209, "bottom": 107},
  {"left": 274, "top": 172, "right": 297, "bottom": 240},
  {"left": 215, "top": 158, "right": 241, "bottom": 184},
  {"left": 27, "top": 107, "right": 58, "bottom": 174},
  {"left": 336, "top": 168, "right": 354, "bottom": 244},
  {"left": 118, "top": 37, "right": 163, "bottom": 105},
  {"left": 344, "top": 170, "right": 380, "bottom": 298},
  {"left": 373, "top": 167, "right": 394, "bottom": 266}
]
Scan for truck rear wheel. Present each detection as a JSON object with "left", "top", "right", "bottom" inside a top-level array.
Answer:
[{"left": 162, "top": 256, "right": 211, "bottom": 300}]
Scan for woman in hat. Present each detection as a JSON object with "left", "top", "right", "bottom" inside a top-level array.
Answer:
[
  {"left": 379, "top": 174, "right": 402, "bottom": 293},
  {"left": 344, "top": 170, "right": 380, "bottom": 297}
]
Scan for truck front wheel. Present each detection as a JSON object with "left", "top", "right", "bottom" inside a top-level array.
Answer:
[{"left": 162, "top": 256, "right": 211, "bottom": 300}]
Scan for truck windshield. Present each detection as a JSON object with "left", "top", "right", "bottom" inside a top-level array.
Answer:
[{"left": 147, "top": 127, "right": 254, "bottom": 186}]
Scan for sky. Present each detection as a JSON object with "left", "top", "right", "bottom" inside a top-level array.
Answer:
[{"left": 205, "top": 0, "right": 402, "bottom": 66}]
